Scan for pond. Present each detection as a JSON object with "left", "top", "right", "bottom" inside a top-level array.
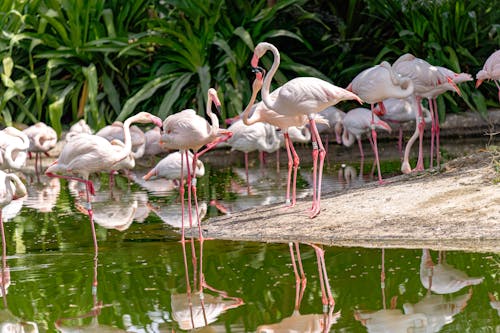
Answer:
[{"left": 1, "top": 136, "right": 499, "bottom": 332}]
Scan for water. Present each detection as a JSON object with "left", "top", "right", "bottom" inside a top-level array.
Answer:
[{"left": 1, "top": 137, "right": 499, "bottom": 332}]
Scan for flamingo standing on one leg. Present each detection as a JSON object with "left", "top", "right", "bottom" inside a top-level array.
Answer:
[
  {"left": 22, "top": 122, "right": 58, "bottom": 181},
  {"left": 159, "top": 88, "right": 232, "bottom": 241},
  {"left": 251, "top": 41, "right": 363, "bottom": 218},
  {"left": 347, "top": 61, "right": 414, "bottom": 184},
  {"left": 45, "top": 112, "right": 162, "bottom": 255},
  {"left": 392, "top": 53, "right": 461, "bottom": 172},
  {"left": 143, "top": 151, "right": 205, "bottom": 184},
  {"left": 242, "top": 72, "right": 327, "bottom": 207},
  {"left": 476, "top": 49, "right": 500, "bottom": 102},
  {"left": 340, "top": 108, "right": 392, "bottom": 162}
]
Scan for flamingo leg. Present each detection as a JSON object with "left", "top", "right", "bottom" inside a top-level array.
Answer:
[
  {"left": 433, "top": 98, "right": 441, "bottom": 167},
  {"left": 289, "top": 135, "right": 300, "bottom": 207},
  {"left": 401, "top": 108, "right": 421, "bottom": 174},
  {"left": 308, "top": 243, "right": 335, "bottom": 309},
  {"left": 245, "top": 152, "right": 250, "bottom": 195},
  {"left": 190, "top": 154, "right": 208, "bottom": 242},
  {"left": 284, "top": 133, "right": 293, "bottom": 206},
  {"left": 178, "top": 150, "right": 186, "bottom": 243},
  {"left": 357, "top": 137, "right": 365, "bottom": 160},
  {"left": 429, "top": 97, "right": 436, "bottom": 168},
  {"left": 308, "top": 117, "right": 326, "bottom": 218},
  {"left": 415, "top": 96, "right": 425, "bottom": 171},
  {"left": 0, "top": 210, "right": 8, "bottom": 308},
  {"left": 381, "top": 248, "right": 386, "bottom": 310},
  {"left": 370, "top": 104, "right": 385, "bottom": 184}
]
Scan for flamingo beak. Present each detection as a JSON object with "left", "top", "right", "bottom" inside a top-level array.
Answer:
[
  {"left": 475, "top": 79, "right": 484, "bottom": 88},
  {"left": 447, "top": 77, "right": 462, "bottom": 96},
  {"left": 377, "top": 120, "right": 392, "bottom": 134}
]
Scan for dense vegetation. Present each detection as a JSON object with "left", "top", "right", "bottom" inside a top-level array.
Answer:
[{"left": 0, "top": 0, "right": 498, "bottom": 135}]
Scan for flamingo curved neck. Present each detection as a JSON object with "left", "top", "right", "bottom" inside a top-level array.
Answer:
[
  {"left": 115, "top": 116, "right": 136, "bottom": 163},
  {"left": 260, "top": 44, "right": 280, "bottom": 111},
  {"left": 342, "top": 129, "right": 356, "bottom": 147},
  {"left": 207, "top": 96, "right": 219, "bottom": 138},
  {"left": 242, "top": 84, "right": 263, "bottom": 126}
]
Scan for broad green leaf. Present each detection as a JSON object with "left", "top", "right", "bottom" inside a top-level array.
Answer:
[
  {"left": 158, "top": 73, "right": 193, "bottom": 119},
  {"left": 117, "top": 74, "right": 175, "bottom": 122},
  {"left": 49, "top": 82, "right": 76, "bottom": 136}
]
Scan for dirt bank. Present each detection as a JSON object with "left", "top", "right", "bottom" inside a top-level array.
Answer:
[{"left": 201, "top": 148, "right": 500, "bottom": 253}]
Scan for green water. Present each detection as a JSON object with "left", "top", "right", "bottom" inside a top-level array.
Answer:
[{"left": 2, "top": 140, "right": 499, "bottom": 332}]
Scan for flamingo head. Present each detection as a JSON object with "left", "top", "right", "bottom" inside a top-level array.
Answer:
[
  {"left": 251, "top": 42, "right": 270, "bottom": 67},
  {"left": 131, "top": 112, "right": 163, "bottom": 127},
  {"left": 475, "top": 78, "right": 484, "bottom": 88},
  {"left": 251, "top": 67, "right": 265, "bottom": 92},
  {"left": 375, "top": 119, "right": 392, "bottom": 134},
  {"left": 447, "top": 77, "right": 462, "bottom": 96},
  {"left": 208, "top": 88, "right": 222, "bottom": 114}
]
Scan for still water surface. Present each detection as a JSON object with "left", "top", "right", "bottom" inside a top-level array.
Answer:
[{"left": 1, "top": 138, "right": 499, "bottom": 332}]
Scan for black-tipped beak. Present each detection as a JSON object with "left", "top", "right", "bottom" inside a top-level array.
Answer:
[{"left": 252, "top": 66, "right": 265, "bottom": 74}]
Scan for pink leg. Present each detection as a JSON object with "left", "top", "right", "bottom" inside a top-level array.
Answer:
[
  {"left": 434, "top": 98, "right": 441, "bottom": 167},
  {"left": 0, "top": 211, "right": 8, "bottom": 308},
  {"left": 289, "top": 242, "right": 307, "bottom": 309},
  {"left": 357, "top": 138, "right": 365, "bottom": 159},
  {"left": 189, "top": 153, "right": 206, "bottom": 241},
  {"left": 283, "top": 133, "right": 300, "bottom": 207},
  {"left": 308, "top": 243, "right": 334, "bottom": 309},
  {"left": 370, "top": 104, "right": 385, "bottom": 184},
  {"left": 415, "top": 97, "right": 425, "bottom": 171},
  {"left": 178, "top": 151, "right": 186, "bottom": 243},
  {"left": 429, "top": 98, "right": 436, "bottom": 168},
  {"left": 289, "top": 136, "right": 300, "bottom": 207},
  {"left": 398, "top": 126, "right": 403, "bottom": 159},
  {"left": 244, "top": 152, "right": 250, "bottom": 195},
  {"left": 284, "top": 133, "right": 293, "bottom": 206},
  {"left": 308, "top": 117, "right": 326, "bottom": 218}
]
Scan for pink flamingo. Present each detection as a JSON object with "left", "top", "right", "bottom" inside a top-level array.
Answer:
[
  {"left": 22, "top": 122, "right": 58, "bottom": 180},
  {"left": 159, "top": 88, "right": 232, "bottom": 242},
  {"left": 226, "top": 119, "right": 280, "bottom": 194},
  {"left": 142, "top": 126, "right": 165, "bottom": 164},
  {"left": 242, "top": 72, "right": 320, "bottom": 206},
  {"left": 251, "top": 41, "right": 363, "bottom": 218},
  {"left": 316, "top": 106, "right": 346, "bottom": 148},
  {"left": 66, "top": 119, "right": 92, "bottom": 141},
  {"left": 476, "top": 49, "right": 500, "bottom": 102},
  {"left": 45, "top": 112, "right": 162, "bottom": 254},
  {"left": 340, "top": 108, "right": 392, "bottom": 161},
  {"left": 96, "top": 121, "right": 146, "bottom": 159},
  {"left": 143, "top": 151, "right": 205, "bottom": 183},
  {"left": 0, "top": 127, "right": 30, "bottom": 171},
  {"left": 347, "top": 61, "right": 414, "bottom": 184},
  {"left": 420, "top": 66, "right": 472, "bottom": 168},
  {"left": 392, "top": 54, "right": 460, "bottom": 172}
]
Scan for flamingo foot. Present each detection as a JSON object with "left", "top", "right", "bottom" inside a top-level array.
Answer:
[
  {"left": 309, "top": 205, "right": 321, "bottom": 219},
  {"left": 413, "top": 163, "right": 425, "bottom": 172},
  {"left": 401, "top": 161, "right": 412, "bottom": 174}
]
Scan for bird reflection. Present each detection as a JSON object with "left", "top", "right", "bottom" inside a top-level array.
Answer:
[
  {"left": 171, "top": 239, "right": 244, "bottom": 330},
  {"left": 419, "top": 249, "right": 484, "bottom": 294},
  {"left": 257, "top": 243, "right": 340, "bottom": 332},
  {"left": 70, "top": 179, "right": 139, "bottom": 232},
  {"left": 148, "top": 201, "right": 207, "bottom": 230},
  {"left": 55, "top": 241, "right": 127, "bottom": 332},
  {"left": 0, "top": 180, "right": 39, "bottom": 332},
  {"left": 24, "top": 175, "right": 61, "bottom": 213},
  {"left": 354, "top": 249, "right": 428, "bottom": 332}
]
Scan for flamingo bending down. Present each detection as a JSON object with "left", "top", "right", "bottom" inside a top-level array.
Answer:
[
  {"left": 0, "top": 127, "right": 30, "bottom": 171},
  {"left": 347, "top": 61, "right": 414, "bottom": 184},
  {"left": 96, "top": 121, "right": 146, "bottom": 160},
  {"left": 392, "top": 53, "right": 460, "bottom": 172},
  {"left": 251, "top": 41, "right": 363, "bottom": 217},
  {"left": 143, "top": 151, "right": 205, "bottom": 183},
  {"left": 46, "top": 112, "right": 162, "bottom": 253},
  {"left": 476, "top": 49, "right": 500, "bottom": 102},
  {"left": 160, "top": 88, "right": 232, "bottom": 241},
  {"left": 226, "top": 119, "right": 280, "bottom": 194},
  {"left": 22, "top": 122, "right": 58, "bottom": 179},
  {"left": 340, "top": 108, "right": 392, "bottom": 162}
]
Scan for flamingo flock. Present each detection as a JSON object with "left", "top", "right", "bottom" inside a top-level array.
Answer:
[{"left": 0, "top": 43, "right": 496, "bottom": 244}]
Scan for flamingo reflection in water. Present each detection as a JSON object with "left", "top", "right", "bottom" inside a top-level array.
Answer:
[
  {"left": 400, "top": 249, "right": 483, "bottom": 332},
  {"left": 0, "top": 170, "right": 39, "bottom": 332},
  {"left": 24, "top": 175, "right": 61, "bottom": 213},
  {"left": 354, "top": 249, "right": 428, "bottom": 332},
  {"left": 170, "top": 238, "right": 244, "bottom": 330},
  {"left": 55, "top": 245, "right": 132, "bottom": 332},
  {"left": 257, "top": 243, "right": 340, "bottom": 332}
]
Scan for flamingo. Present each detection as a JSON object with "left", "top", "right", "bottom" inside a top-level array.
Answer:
[
  {"left": 251, "top": 41, "right": 363, "bottom": 217},
  {"left": 0, "top": 170, "right": 27, "bottom": 228},
  {"left": 242, "top": 71, "right": 321, "bottom": 207},
  {"left": 45, "top": 112, "right": 162, "bottom": 253},
  {"left": 159, "top": 88, "right": 232, "bottom": 241},
  {"left": 22, "top": 122, "right": 58, "bottom": 179},
  {"left": 420, "top": 66, "right": 472, "bottom": 168},
  {"left": 392, "top": 53, "right": 460, "bottom": 172},
  {"left": 316, "top": 106, "right": 346, "bottom": 148},
  {"left": 66, "top": 119, "right": 92, "bottom": 141},
  {"left": 227, "top": 119, "right": 280, "bottom": 194},
  {"left": 96, "top": 121, "right": 146, "bottom": 159},
  {"left": 347, "top": 61, "right": 414, "bottom": 184},
  {"left": 340, "top": 108, "right": 392, "bottom": 162},
  {"left": 476, "top": 49, "right": 500, "bottom": 102},
  {"left": 0, "top": 127, "right": 30, "bottom": 171},
  {"left": 143, "top": 151, "right": 205, "bottom": 183},
  {"left": 142, "top": 126, "right": 165, "bottom": 164},
  {"left": 420, "top": 249, "right": 484, "bottom": 294}
]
